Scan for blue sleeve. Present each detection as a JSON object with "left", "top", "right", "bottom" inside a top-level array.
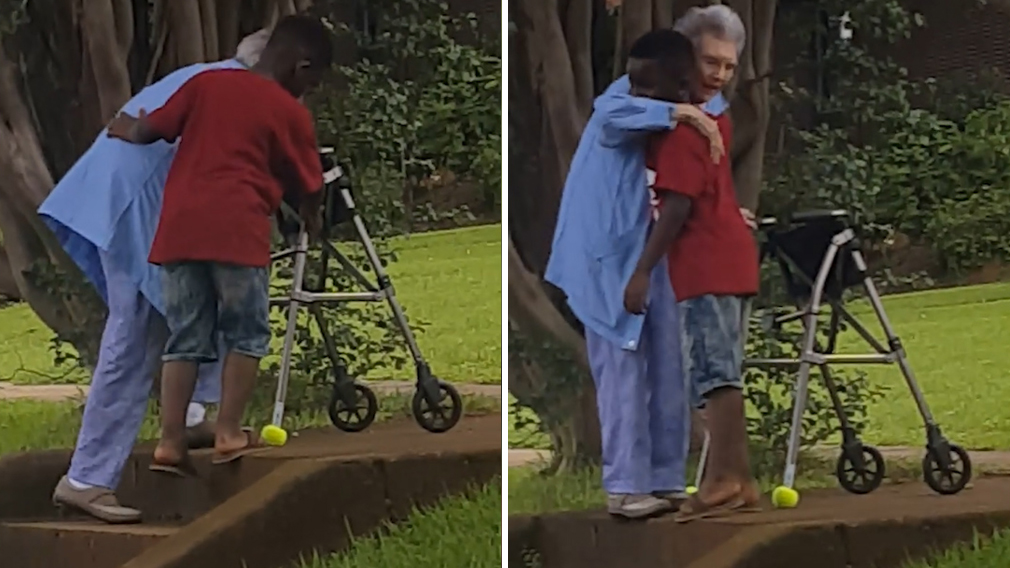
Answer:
[{"left": 595, "top": 76, "right": 678, "bottom": 148}]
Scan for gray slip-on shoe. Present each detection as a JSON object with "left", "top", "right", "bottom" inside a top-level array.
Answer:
[
  {"left": 52, "top": 475, "right": 141, "bottom": 524},
  {"left": 607, "top": 494, "right": 671, "bottom": 519}
]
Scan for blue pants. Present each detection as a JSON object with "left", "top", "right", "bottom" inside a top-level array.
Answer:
[
  {"left": 584, "top": 263, "right": 689, "bottom": 495},
  {"left": 68, "top": 251, "right": 224, "bottom": 490}
]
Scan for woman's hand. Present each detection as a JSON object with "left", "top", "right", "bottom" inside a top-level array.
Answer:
[
  {"left": 740, "top": 208, "right": 757, "bottom": 230},
  {"left": 673, "top": 105, "right": 724, "bottom": 164}
]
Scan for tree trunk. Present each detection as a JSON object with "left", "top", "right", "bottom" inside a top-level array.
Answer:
[
  {"left": 0, "top": 245, "right": 20, "bottom": 300},
  {"left": 510, "top": 0, "right": 608, "bottom": 468},
  {"left": 726, "top": 0, "right": 777, "bottom": 211}
]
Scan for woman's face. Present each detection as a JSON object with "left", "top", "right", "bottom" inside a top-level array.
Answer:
[{"left": 695, "top": 33, "right": 738, "bottom": 102}]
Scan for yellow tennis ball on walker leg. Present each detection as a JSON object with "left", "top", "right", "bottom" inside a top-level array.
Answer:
[
  {"left": 771, "top": 486, "right": 799, "bottom": 509},
  {"left": 260, "top": 424, "right": 288, "bottom": 447},
  {"left": 686, "top": 486, "right": 698, "bottom": 495}
]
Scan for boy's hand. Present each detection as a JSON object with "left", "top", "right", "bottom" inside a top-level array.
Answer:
[
  {"left": 107, "top": 108, "right": 146, "bottom": 142},
  {"left": 673, "top": 105, "right": 724, "bottom": 163},
  {"left": 623, "top": 269, "right": 650, "bottom": 315},
  {"left": 300, "top": 206, "right": 323, "bottom": 240}
]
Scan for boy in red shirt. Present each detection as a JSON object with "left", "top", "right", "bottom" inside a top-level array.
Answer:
[
  {"left": 623, "top": 36, "right": 760, "bottom": 521},
  {"left": 106, "top": 16, "right": 331, "bottom": 473}
]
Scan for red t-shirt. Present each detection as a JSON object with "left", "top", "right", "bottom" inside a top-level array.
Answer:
[
  {"left": 647, "top": 114, "right": 759, "bottom": 301},
  {"left": 145, "top": 69, "right": 323, "bottom": 267}
]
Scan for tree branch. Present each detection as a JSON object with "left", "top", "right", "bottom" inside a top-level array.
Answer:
[
  {"left": 725, "top": 0, "right": 776, "bottom": 211},
  {"left": 147, "top": 0, "right": 170, "bottom": 85},
  {"left": 81, "top": 0, "right": 133, "bottom": 122},
  {"left": 217, "top": 0, "right": 242, "bottom": 58},
  {"left": 560, "top": 0, "right": 594, "bottom": 118},
  {"left": 168, "top": 0, "right": 207, "bottom": 67},
  {"left": 199, "top": 0, "right": 220, "bottom": 62},
  {"left": 112, "top": 0, "right": 134, "bottom": 60}
]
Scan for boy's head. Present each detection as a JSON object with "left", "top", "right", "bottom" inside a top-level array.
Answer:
[
  {"left": 257, "top": 15, "right": 334, "bottom": 98},
  {"left": 626, "top": 29, "right": 700, "bottom": 104}
]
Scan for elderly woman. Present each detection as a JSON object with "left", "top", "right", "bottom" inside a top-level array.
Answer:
[
  {"left": 40, "top": 29, "right": 272, "bottom": 524},
  {"left": 545, "top": 5, "right": 749, "bottom": 520}
]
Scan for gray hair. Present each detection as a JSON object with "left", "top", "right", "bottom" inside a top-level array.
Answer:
[
  {"left": 673, "top": 5, "right": 746, "bottom": 56},
  {"left": 235, "top": 28, "right": 272, "bottom": 67}
]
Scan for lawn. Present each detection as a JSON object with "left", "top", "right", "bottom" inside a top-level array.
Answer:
[
  {"left": 510, "top": 281, "right": 1010, "bottom": 452},
  {"left": 0, "top": 393, "right": 501, "bottom": 459},
  {"left": 299, "top": 481, "right": 501, "bottom": 568},
  {"left": 902, "top": 529, "right": 1010, "bottom": 568},
  {"left": 0, "top": 224, "right": 502, "bottom": 386}
]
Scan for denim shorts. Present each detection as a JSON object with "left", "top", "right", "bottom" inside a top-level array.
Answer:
[
  {"left": 679, "top": 295, "right": 746, "bottom": 408},
  {"left": 161, "top": 262, "right": 271, "bottom": 362}
]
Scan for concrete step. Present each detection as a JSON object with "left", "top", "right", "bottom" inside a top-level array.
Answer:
[
  {"left": 0, "top": 520, "right": 179, "bottom": 568},
  {"left": 0, "top": 449, "right": 281, "bottom": 523}
]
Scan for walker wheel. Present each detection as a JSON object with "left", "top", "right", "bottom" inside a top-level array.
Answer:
[
  {"left": 327, "top": 383, "right": 378, "bottom": 433},
  {"left": 835, "top": 444, "right": 885, "bottom": 495},
  {"left": 411, "top": 381, "right": 462, "bottom": 433},
  {"left": 923, "top": 443, "right": 972, "bottom": 495}
]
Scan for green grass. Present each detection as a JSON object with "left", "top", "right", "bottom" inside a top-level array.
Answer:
[
  {"left": 0, "top": 224, "right": 502, "bottom": 386},
  {"left": 0, "top": 393, "right": 501, "bottom": 459},
  {"left": 298, "top": 481, "right": 501, "bottom": 568},
  {"left": 837, "top": 282, "right": 1010, "bottom": 449},
  {"left": 902, "top": 529, "right": 1010, "bottom": 568},
  {"left": 509, "top": 281, "right": 1010, "bottom": 451}
]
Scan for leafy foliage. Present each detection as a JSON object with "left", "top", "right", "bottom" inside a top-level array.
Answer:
[
  {"left": 764, "top": 0, "right": 1010, "bottom": 275},
  {"left": 312, "top": 0, "right": 501, "bottom": 233}
]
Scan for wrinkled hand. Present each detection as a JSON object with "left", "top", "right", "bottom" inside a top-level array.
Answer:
[
  {"left": 740, "top": 208, "right": 757, "bottom": 230},
  {"left": 675, "top": 105, "right": 724, "bottom": 164},
  {"left": 107, "top": 108, "right": 145, "bottom": 142},
  {"left": 623, "top": 269, "right": 650, "bottom": 315},
  {"left": 605, "top": 0, "right": 622, "bottom": 11}
]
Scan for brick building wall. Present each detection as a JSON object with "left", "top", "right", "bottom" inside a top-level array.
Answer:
[{"left": 893, "top": 0, "right": 1010, "bottom": 82}]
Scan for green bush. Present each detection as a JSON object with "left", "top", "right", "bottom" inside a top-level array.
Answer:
[
  {"left": 312, "top": 0, "right": 501, "bottom": 232},
  {"left": 765, "top": 0, "right": 1010, "bottom": 276}
]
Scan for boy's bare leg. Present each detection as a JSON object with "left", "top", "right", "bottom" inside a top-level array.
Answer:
[
  {"left": 696, "top": 388, "right": 740, "bottom": 501},
  {"left": 698, "top": 388, "right": 758, "bottom": 502},
  {"left": 718, "top": 388, "right": 759, "bottom": 498},
  {"left": 215, "top": 352, "right": 260, "bottom": 452},
  {"left": 154, "top": 360, "right": 200, "bottom": 464}
]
